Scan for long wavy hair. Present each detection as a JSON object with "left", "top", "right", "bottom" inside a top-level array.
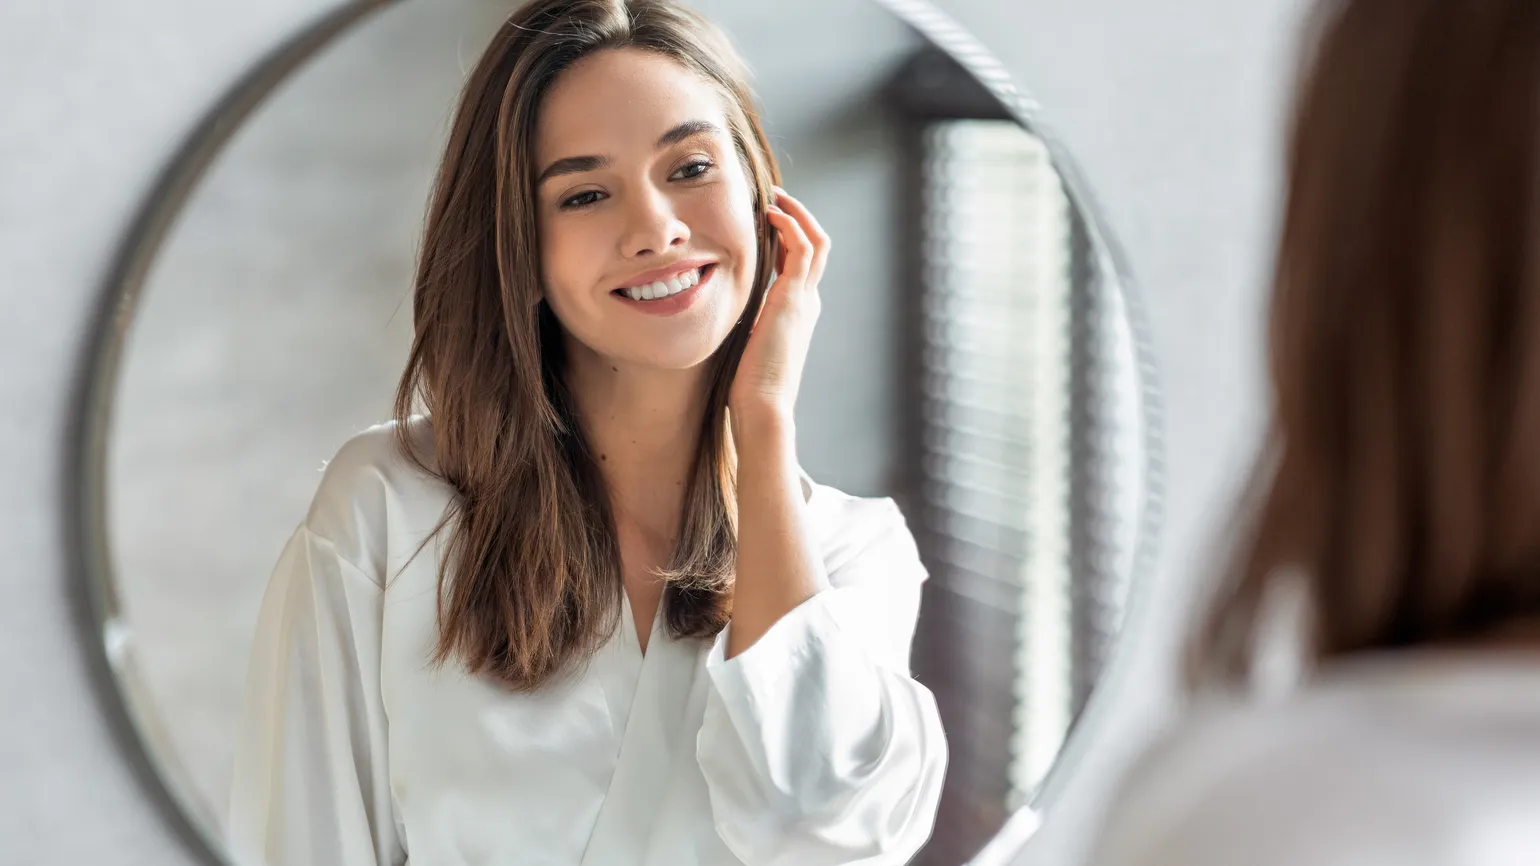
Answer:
[
  {"left": 1189, "top": 0, "right": 1540, "bottom": 686},
  {"left": 394, "top": 0, "right": 781, "bottom": 691}
]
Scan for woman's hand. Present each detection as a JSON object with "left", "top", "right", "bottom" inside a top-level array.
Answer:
[
  {"left": 725, "top": 189, "right": 831, "bottom": 656},
  {"left": 728, "top": 187, "right": 829, "bottom": 440}
]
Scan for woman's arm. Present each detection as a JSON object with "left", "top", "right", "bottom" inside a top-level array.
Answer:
[
  {"left": 699, "top": 189, "right": 948, "bottom": 865},
  {"left": 722, "top": 413, "right": 826, "bottom": 659},
  {"left": 698, "top": 495, "right": 948, "bottom": 866},
  {"left": 227, "top": 522, "right": 403, "bottom": 866},
  {"left": 723, "top": 186, "right": 831, "bottom": 657}
]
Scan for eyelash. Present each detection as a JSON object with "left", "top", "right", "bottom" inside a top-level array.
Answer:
[{"left": 559, "top": 159, "right": 716, "bottom": 210}]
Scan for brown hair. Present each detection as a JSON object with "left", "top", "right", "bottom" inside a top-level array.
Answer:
[
  {"left": 394, "top": 0, "right": 781, "bottom": 691},
  {"left": 1190, "top": 0, "right": 1540, "bottom": 686}
]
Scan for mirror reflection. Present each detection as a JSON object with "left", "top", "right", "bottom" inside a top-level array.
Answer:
[{"left": 102, "top": 1, "right": 1151, "bottom": 863}]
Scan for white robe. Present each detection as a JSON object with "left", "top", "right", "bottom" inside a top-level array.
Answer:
[
  {"left": 1087, "top": 653, "right": 1540, "bottom": 866},
  {"left": 226, "top": 418, "right": 947, "bottom": 866}
]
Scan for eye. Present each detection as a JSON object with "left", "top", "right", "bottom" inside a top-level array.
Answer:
[
  {"left": 560, "top": 189, "right": 605, "bottom": 210},
  {"left": 671, "top": 159, "right": 715, "bottom": 181}
]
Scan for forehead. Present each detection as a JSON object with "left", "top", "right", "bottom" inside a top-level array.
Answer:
[{"left": 535, "top": 48, "right": 728, "bottom": 161}]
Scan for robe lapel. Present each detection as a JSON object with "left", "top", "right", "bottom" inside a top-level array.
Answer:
[
  {"left": 579, "top": 598, "right": 704, "bottom": 865},
  {"left": 588, "top": 596, "right": 643, "bottom": 766}
]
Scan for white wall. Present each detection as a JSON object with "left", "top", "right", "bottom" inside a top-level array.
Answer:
[{"left": 0, "top": 1, "right": 1305, "bottom": 863}]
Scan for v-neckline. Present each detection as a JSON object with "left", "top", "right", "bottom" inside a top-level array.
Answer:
[
  {"left": 580, "top": 587, "right": 703, "bottom": 866},
  {"left": 621, "top": 589, "right": 662, "bottom": 658}
]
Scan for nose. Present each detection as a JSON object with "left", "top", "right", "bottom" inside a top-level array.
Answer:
[{"left": 620, "top": 186, "right": 690, "bottom": 259}]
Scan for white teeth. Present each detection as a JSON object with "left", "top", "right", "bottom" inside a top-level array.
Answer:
[{"left": 624, "top": 267, "right": 704, "bottom": 301}]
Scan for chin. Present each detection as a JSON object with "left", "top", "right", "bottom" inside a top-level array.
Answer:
[{"left": 624, "top": 343, "right": 724, "bottom": 372}]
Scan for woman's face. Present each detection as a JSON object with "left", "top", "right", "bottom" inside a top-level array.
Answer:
[{"left": 533, "top": 47, "right": 759, "bottom": 372}]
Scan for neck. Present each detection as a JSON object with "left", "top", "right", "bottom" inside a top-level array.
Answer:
[{"left": 563, "top": 340, "right": 713, "bottom": 543}]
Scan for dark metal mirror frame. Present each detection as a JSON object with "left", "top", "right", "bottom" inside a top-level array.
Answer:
[{"left": 62, "top": 2, "right": 1165, "bottom": 864}]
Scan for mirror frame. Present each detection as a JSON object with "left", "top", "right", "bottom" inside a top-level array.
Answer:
[{"left": 63, "top": 1, "right": 1165, "bottom": 863}]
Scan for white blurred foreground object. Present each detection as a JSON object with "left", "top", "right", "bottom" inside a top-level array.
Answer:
[{"left": 1085, "top": 655, "right": 1540, "bottom": 866}]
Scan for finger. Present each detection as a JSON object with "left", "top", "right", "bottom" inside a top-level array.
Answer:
[
  {"left": 772, "top": 188, "right": 830, "bottom": 289},
  {"left": 772, "top": 213, "right": 788, "bottom": 273},
  {"left": 766, "top": 206, "right": 813, "bottom": 287},
  {"left": 765, "top": 208, "right": 799, "bottom": 291}
]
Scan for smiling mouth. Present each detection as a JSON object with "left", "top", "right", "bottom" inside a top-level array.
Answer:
[{"left": 612, "top": 265, "right": 713, "bottom": 302}]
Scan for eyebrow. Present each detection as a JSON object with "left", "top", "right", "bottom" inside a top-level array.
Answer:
[{"left": 535, "top": 119, "right": 723, "bottom": 186}]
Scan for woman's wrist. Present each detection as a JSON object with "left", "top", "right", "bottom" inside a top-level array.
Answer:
[{"left": 729, "top": 404, "right": 796, "bottom": 456}]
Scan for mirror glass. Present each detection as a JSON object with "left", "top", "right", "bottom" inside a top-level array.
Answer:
[{"left": 95, "top": 1, "right": 1155, "bottom": 863}]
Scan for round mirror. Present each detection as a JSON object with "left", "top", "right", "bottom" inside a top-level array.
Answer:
[{"left": 74, "top": 1, "right": 1161, "bottom": 864}]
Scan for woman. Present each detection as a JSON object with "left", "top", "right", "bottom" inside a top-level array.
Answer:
[
  {"left": 1090, "top": 0, "right": 1540, "bottom": 862},
  {"left": 226, "top": 2, "right": 947, "bottom": 864}
]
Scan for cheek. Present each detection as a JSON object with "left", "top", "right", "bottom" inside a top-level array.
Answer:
[
  {"left": 695, "top": 180, "right": 759, "bottom": 277},
  {"left": 538, "top": 219, "right": 596, "bottom": 307}
]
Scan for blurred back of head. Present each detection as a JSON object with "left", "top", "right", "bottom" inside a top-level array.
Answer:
[{"left": 1192, "top": 0, "right": 1540, "bottom": 686}]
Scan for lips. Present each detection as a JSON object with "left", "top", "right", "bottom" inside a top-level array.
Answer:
[
  {"left": 611, "top": 263, "right": 715, "bottom": 316},
  {"left": 612, "top": 259, "right": 716, "bottom": 301},
  {"left": 615, "top": 266, "right": 705, "bottom": 301}
]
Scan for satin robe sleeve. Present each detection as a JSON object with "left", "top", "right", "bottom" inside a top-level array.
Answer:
[
  {"left": 696, "top": 498, "right": 948, "bottom": 865},
  {"left": 226, "top": 524, "right": 404, "bottom": 866}
]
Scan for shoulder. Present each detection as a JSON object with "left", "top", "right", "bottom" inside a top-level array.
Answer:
[
  {"left": 1093, "top": 658, "right": 1540, "bottom": 865},
  {"left": 304, "top": 415, "right": 454, "bottom": 574},
  {"left": 802, "top": 475, "right": 923, "bottom": 579},
  {"left": 1093, "top": 695, "right": 1377, "bottom": 866}
]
